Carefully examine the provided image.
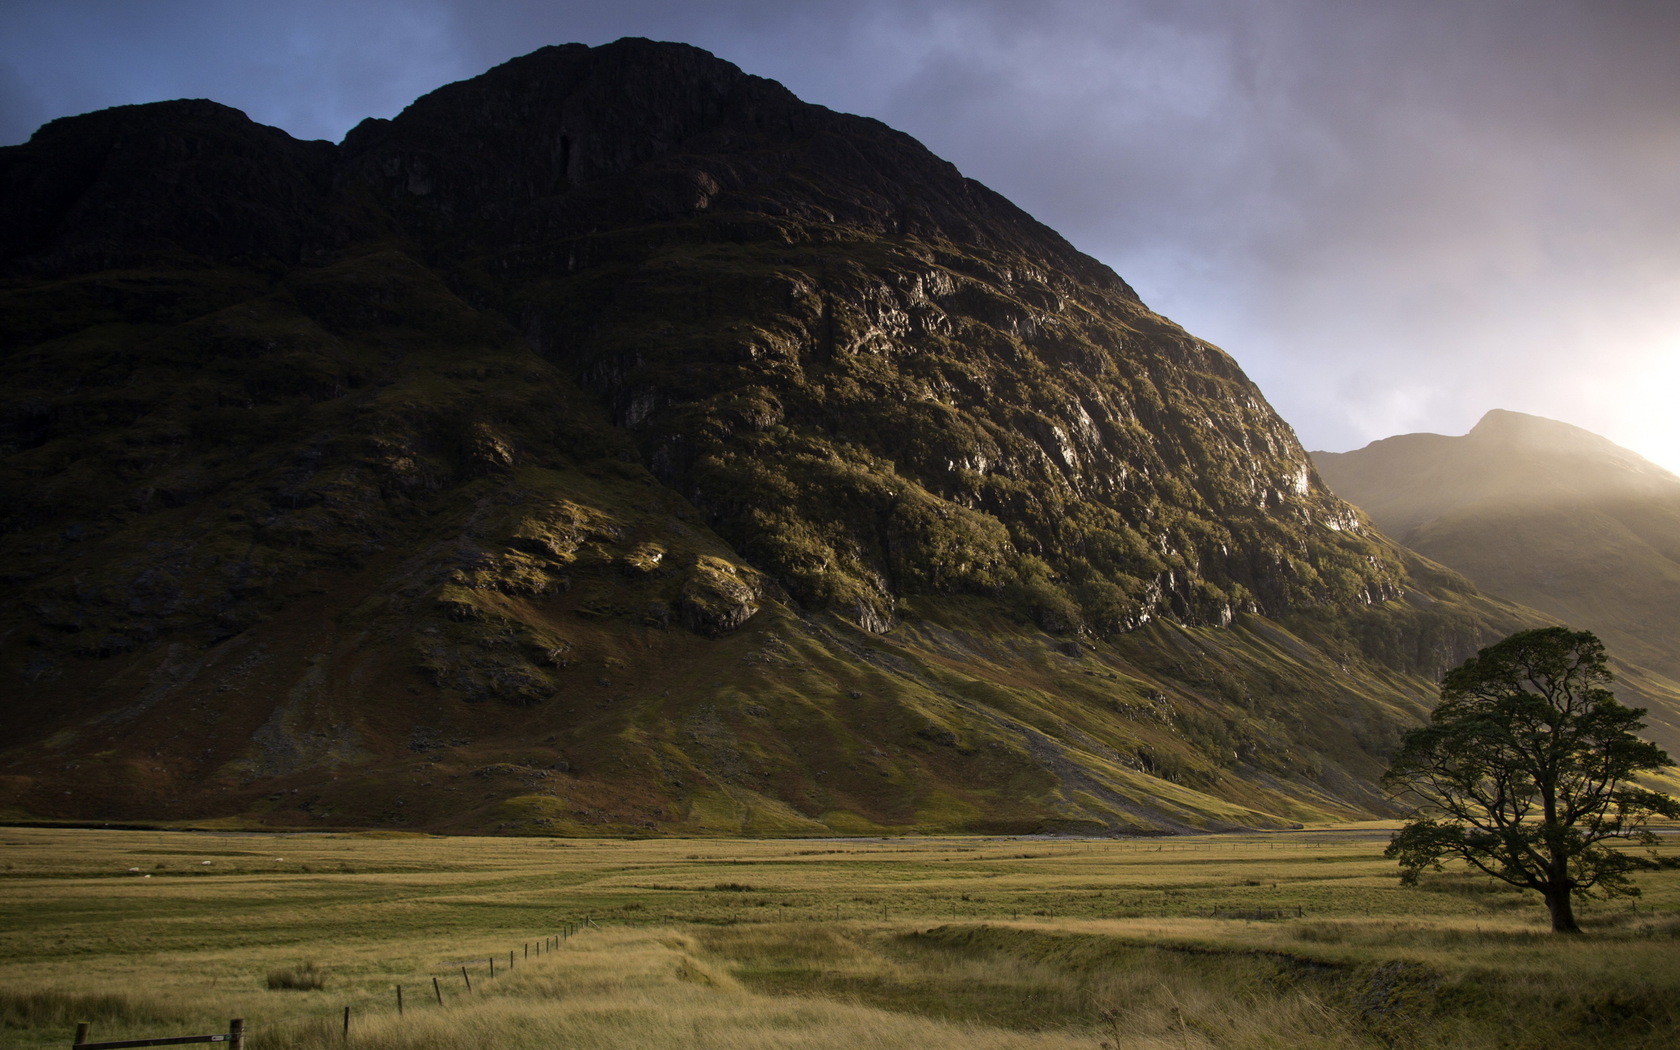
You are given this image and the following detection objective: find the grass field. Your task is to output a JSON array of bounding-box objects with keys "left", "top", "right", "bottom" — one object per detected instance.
[{"left": 2, "top": 826, "right": 1677, "bottom": 1049}]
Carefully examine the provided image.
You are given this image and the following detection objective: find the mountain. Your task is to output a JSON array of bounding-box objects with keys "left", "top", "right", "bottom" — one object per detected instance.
[
  {"left": 0, "top": 39, "right": 1531, "bottom": 835},
  {"left": 1313, "top": 409, "right": 1680, "bottom": 752}
]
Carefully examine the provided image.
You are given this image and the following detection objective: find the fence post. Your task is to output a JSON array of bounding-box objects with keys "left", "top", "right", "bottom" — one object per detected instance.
[
  {"left": 230, "top": 1019, "right": 244, "bottom": 1050},
  {"left": 433, "top": 976, "right": 443, "bottom": 1006},
  {"left": 396, "top": 985, "right": 403, "bottom": 1016},
  {"left": 342, "top": 1005, "right": 350, "bottom": 1041},
  {"left": 461, "top": 965, "right": 472, "bottom": 993},
  {"left": 489, "top": 956, "right": 495, "bottom": 979},
  {"left": 74, "top": 1023, "right": 90, "bottom": 1047}
]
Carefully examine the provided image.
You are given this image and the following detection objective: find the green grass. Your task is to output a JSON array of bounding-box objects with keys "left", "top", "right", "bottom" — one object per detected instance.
[{"left": 1, "top": 826, "right": 1677, "bottom": 1049}]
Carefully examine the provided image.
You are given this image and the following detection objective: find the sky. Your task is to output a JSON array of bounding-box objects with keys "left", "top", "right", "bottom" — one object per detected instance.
[{"left": 4, "top": 0, "right": 1678, "bottom": 473}]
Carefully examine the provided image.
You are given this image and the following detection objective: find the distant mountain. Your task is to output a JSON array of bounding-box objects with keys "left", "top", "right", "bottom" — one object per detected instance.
[
  {"left": 0, "top": 39, "right": 1530, "bottom": 835},
  {"left": 1314, "top": 409, "right": 1680, "bottom": 751}
]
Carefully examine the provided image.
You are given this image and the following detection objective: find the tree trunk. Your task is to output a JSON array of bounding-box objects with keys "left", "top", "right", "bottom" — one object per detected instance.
[{"left": 1546, "top": 887, "right": 1581, "bottom": 933}]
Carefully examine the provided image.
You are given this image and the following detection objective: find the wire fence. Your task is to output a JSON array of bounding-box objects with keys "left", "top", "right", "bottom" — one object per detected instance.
[{"left": 28, "top": 920, "right": 606, "bottom": 1050}]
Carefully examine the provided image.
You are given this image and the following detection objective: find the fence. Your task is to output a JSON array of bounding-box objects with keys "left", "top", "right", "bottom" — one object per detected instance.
[
  {"left": 66, "top": 921, "right": 602, "bottom": 1048},
  {"left": 73, "top": 1020, "right": 243, "bottom": 1050}
]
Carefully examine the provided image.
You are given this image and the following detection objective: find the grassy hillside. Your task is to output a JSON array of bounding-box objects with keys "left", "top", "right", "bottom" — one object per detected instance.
[{"left": 0, "top": 567, "right": 1528, "bottom": 835}]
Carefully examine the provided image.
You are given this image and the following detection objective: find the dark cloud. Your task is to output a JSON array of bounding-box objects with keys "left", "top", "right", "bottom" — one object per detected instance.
[
  {"left": 833, "top": 1, "right": 1680, "bottom": 467},
  {"left": 0, "top": 59, "right": 46, "bottom": 143},
  {"left": 3, "top": 0, "right": 1677, "bottom": 470}
]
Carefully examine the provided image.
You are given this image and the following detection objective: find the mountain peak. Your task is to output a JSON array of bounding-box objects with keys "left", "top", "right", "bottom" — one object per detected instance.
[
  {"left": 1465, "top": 408, "right": 1674, "bottom": 482},
  {"left": 1469, "top": 407, "right": 1565, "bottom": 435},
  {"left": 1316, "top": 411, "right": 1677, "bottom": 536},
  {"left": 0, "top": 40, "right": 1509, "bottom": 834},
  {"left": 1312, "top": 413, "right": 1680, "bottom": 726}
]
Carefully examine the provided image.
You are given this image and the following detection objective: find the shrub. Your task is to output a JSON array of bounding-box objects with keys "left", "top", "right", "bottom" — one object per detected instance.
[{"left": 265, "top": 962, "right": 326, "bottom": 991}]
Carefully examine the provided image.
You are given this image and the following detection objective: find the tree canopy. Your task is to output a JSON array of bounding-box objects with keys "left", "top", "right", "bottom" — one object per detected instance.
[{"left": 1382, "top": 627, "right": 1679, "bottom": 933}]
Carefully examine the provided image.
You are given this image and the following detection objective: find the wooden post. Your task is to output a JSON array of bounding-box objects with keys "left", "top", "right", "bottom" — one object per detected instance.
[
  {"left": 74, "top": 1023, "right": 90, "bottom": 1047},
  {"left": 461, "top": 965, "right": 472, "bottom": 993},
  {"left": 509, "top": 949, "right": 515, "bottom": 970},
  {"left": 489, "top": 956, "right": 495, "bottom": 978},
  {"left": 342, "top": 1004, "right": 350, "bottom": 1041},
  {"left": 230, "top": 1019, "right": 244, "bottom": 1050},
  {"left": 433, "top": 976, "right": 443, "bottom": 1006},
  {"left": 396, "top": 985, "right": 403, "bottom": 1016}
]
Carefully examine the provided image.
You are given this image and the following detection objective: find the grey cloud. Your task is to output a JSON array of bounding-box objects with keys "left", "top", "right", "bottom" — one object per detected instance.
[
  {"left": 3, "top": 0, "right": 1677, "bottom": 469},
  {"left": 0, "top": 60, "right": 46, "bottom": 145}
]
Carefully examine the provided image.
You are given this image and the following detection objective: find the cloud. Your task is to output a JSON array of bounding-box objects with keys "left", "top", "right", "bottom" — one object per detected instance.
[
  {"left": 3, "top": 0, "right": 1677, "bottom": 470},
  {"left": 0, "top": 59, "right": 46, "bottom": 144},
  {"left": 845, "top": 0, "right": 1680, "bottom": 469}
]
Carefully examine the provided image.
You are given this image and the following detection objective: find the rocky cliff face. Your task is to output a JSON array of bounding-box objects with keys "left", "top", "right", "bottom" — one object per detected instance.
[{"left": 0, "top": 39, "right": 1524, "bottom": 834}]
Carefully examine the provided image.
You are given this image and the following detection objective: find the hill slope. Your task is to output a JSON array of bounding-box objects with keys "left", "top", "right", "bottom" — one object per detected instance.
[
  {"left": 0, "top": 39, "right": 1533, "bottom": 834},
  {"left": 1313, "top": 409, "right": 1680, "bottom": 752}
]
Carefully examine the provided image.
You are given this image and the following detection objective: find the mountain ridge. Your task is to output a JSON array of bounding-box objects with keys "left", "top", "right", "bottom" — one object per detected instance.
[
  {"left": 1, "top": 39, "right": 1536, "bottom": 835},
  {"left": 1316, "top": 409, "right": 1680, "bottom": 536},
  {"left": 1313, "top": 409, "right": 1680, "bottom": 753}
]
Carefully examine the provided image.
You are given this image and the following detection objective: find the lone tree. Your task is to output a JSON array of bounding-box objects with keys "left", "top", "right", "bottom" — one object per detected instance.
[{"left": 1383, "top": 627, "right": 1678, "bottom": 933}]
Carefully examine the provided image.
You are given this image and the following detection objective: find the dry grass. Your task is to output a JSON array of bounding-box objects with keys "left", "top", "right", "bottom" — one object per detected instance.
[
  {"left": 265, "top": 962, "right": 327, "bottom": 991},
  {"left": 1, "top": 825, "right": 1676, "bottom": 1049}
]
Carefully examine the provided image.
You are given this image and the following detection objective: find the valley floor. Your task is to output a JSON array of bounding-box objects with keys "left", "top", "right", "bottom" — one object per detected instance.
[{"left": 2, "top": 826, "right": 1677, "bottom": 1049}]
